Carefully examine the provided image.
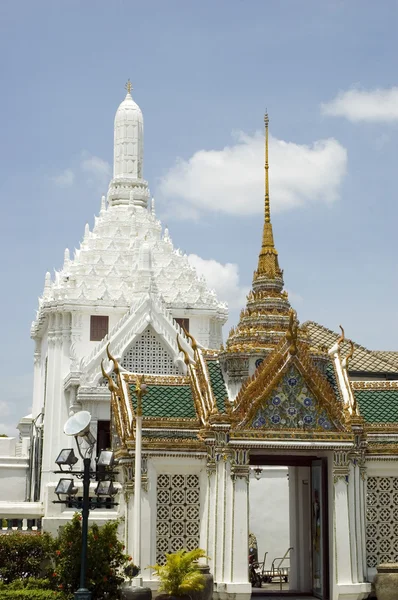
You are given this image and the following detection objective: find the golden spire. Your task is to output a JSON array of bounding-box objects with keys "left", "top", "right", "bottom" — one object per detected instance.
[
  {"left": 264, "top": 113, "right": 270, "bottom": 223},
  {"left": 255, "top": 112, "right": 281, "bottom": 280},
  {"left": 125, "top": 79, "right": 133, "bottom": 94}
]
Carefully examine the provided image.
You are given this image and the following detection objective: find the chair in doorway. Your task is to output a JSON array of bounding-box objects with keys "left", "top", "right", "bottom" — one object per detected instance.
[{"left": 262, "top": 547, "right": 292, "bottom": 590}]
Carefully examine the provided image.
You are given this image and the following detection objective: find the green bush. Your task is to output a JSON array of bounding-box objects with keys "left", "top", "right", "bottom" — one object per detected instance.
[
  {"left": 52, "top": 513, "right": 130, "bottom": 599},
  {"left": 0, "top": 591, "right": 63, "bottom": 599},
  {"left": 0, "top": 533, "right": 54, "bottom": 583},
  {"left": 1, "top": 578, "right": 52, "bottom": 590}
]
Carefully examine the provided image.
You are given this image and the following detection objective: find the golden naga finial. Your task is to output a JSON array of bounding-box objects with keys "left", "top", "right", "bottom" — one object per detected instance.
[
  {"left": 106, "top": 343, "right": 120, "bottom": 375},
  {"left": 177, "top": 334, "right": 190, "bottom": 366},
  {"left": 133, "top": 374, "right": 148, "bottom": 417},
  {"left": 337, "top": 325, "right": 345, "bottom": 347},
  {"left": 182, "top": 326, "right": 198, "bottom": 351},
  {"left": 125, "top": 79, "right": 133, "bottom": 94},
  {"left": 345, "top": 340, "right": 355, "bottom": 367},
  {"left": 286, "top": 309, "right": 298, "bottom": 355},
  {"left": 101, "top": 359, "right": 118, "bottom": 393}
]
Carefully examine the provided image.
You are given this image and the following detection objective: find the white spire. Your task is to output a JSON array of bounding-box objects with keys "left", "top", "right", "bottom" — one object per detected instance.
[
  {"left": 100, "top": 195, "right": 106, "bottom": 213},
  {"left": 63, "top": 248, "right": 70, "bottom": 269},
  {"left": 108, "top": 82, "right": 150, "bottom": 209},
  {"left": 43, "top": 271, "right": 52, "bottom": 299},
  {"left": 113, "top": 84, "right": 144, "bottom": 180}
]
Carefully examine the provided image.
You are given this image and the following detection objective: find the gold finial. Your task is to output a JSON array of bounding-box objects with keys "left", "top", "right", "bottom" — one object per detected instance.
[
  {"left": 125, "top": 79, "right": 133, "bottom": 94},
  {"left": 255, "top": 111, "right": 281, "bottom": 280},
  {"left": 264, "top": 112, "right": 270, "bottom": 223}
]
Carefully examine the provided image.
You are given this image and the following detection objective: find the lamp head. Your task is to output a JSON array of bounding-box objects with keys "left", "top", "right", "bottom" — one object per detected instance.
[
  {"left": 97, "top": 450, "right": 118, "bottom": 468},
  {"left": 55, "top": 478, "right": 78, "bottom": 499},
  {"left": 95, "top": 480, "right": 118, "bottom": 497},
  {"left": 55, "top": 448, "right": 78, "bottom": 470}
]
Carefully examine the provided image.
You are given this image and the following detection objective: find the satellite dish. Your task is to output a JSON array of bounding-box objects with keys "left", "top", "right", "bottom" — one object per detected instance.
[{"left": 64, "top": 410, "right": 92, "bottom": 437}]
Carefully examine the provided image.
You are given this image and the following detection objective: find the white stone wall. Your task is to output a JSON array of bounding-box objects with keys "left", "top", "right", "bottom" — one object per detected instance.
[{"left": 0, "top": 438, "right": 28, "bottom": 502}]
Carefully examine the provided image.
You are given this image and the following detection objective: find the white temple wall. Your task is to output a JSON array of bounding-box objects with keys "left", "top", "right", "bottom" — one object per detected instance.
[
  {"left": 364, "top": 459, "right": 398, "bottom": 583},
  {"left": 0, "top": 438, "right": 28, "bottom": 502},
  {"left": 138, "top": 455, "right": 207, "bottom": 586},
  {"left": 74, "top": 308, "right": 127, "bottom": 359},
  {"left": 249, "top": 466, "right": 290, "bottom": 570}
]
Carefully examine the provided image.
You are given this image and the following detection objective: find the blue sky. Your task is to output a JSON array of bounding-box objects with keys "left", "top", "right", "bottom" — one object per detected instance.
[{"left": 1, "top": 0, "right": 398, "bottom": 434}]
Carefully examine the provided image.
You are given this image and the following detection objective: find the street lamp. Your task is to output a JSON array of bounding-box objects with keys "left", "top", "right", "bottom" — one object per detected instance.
[{"left": 54, "top": 411, "right": 119, "bottom": 600}]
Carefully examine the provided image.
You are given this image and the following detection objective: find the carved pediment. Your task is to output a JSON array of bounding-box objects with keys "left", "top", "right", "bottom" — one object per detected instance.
[
  {"left": 232, "top": 339, "right": 349, "bottom": 433},
  {"left": 248, "top": 364, "right": 338, "bottom": 431}
]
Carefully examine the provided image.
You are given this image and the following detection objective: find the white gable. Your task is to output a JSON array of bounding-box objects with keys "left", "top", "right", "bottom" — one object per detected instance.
[{"left": 121, "top": 325, "right": 180, "bottom": 375}]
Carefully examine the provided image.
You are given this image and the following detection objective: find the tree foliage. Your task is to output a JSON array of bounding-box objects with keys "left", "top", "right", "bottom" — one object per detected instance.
[
  {"left": 0, "top": 532, "right": 54, "bottom": 583},
  {"left": 52, "top": 513, "right": 130, "bottom": 599}
]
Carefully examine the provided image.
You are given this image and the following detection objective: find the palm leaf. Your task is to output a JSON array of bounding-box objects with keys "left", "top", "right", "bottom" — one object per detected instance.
[{"left": 150, "top": 548, "right": 209, "bottom": 596}]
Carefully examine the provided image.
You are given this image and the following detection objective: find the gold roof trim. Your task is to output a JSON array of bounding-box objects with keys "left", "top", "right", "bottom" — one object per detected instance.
[
  {"left": 123, "top": 373, "right": 190, "bottom": 386},
  {"left": 352, "top": 380, "right": 398, "bottom": 390}
]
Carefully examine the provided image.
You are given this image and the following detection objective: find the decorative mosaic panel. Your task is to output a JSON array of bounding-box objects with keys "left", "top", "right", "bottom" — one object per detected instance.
[
  {"left": 156, "top": 474, "right": 200, "bottom": 564},
  {"left": 121, "top": 326, "right": 179, "bottom": 375},
  {"left": 366, "top": 476, "right": 398, "bottom": 568},
  {"left": 251, "top": 365, "right": 334, "bottom": 430}
]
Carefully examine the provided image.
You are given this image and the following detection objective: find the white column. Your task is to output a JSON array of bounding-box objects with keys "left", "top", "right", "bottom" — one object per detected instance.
[
  {"left": 205, "top": 454, "right": 217, "bottom": 572},
  {"left": 223, "top": 458, "right": 234, "bottom": 583},
  {"left": 334, "top": 452, "right": 353, "bottom": 585},
  {"left": 31, "top": 339, "right": 42, "bottom": 417},
  {"left": 227, "top": 449, "right": 251, "bottom": 599},
  {"left": 359, "top": 462, "right": 367, "bottom": 582},
  {"left": 333, "top": 451, "right": 371, "bottom": 600},
  {"left": 348, "top": 461, "right": 359, "bottom": 583},
  {"left": 41, "top": 314, "right": 59, "bottom": 492},
  {"left": 214, "top": 456, "right": 226, "bottom": 583},
  {"left": 288, "top": 466, "right": 299, "bottom": 590}
]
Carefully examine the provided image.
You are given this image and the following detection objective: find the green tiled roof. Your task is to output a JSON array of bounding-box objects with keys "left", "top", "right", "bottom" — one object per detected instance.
[
  {"left": 207, "top": 360, "right": 228, "bottom": 412},
  {"left": 355, "top": 389, "right": 398, "bottom": 423},
  {"left": 129, "top": 384, "right": 196, "bottom": 419}
]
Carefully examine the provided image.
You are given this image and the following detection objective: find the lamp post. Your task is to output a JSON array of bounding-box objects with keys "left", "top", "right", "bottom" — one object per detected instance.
[
  {"left": 54, "top": 411, "right": 118, "bottom": 600},
  {"left": 133, "top": 376, "right": 147, "bottom": 587}
]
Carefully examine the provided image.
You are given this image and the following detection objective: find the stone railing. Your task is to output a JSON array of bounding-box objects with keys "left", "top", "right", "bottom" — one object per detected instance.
[{"left": 0, "top": 517, "right": 42, "bottom": 534}]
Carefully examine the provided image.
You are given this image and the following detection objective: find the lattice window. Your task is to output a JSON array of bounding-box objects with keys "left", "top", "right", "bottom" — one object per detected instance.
[
  {"left": 366, "top": 476, "right": 398, "bottom": 568},
  {"left": 121, "top": 326, "right": 179, "bottom": 375},
  {"left": 156, "top": 473, "right": 200, "bottom": 564}
]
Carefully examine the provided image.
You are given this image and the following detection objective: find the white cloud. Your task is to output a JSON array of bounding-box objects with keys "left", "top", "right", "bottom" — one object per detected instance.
[
  {"left": 188, "top": 254, "right": 249, "bottom": 309},
  {"left": 0, "top": 400, "right": 10, "bottom": 418},
  {"left": 158, "top": 132, "right": 347, "bottom": 218},
  {"left": 321, "top": 87, "right": 398, "bottom": 122},
  {"left": 0, "top": 422, "right": 19, "bottom": 437},
  {"left": 52, "top": 168, "right": 75, "bottom": 187},
  {"left": 80, "top": 152, "right": 111, "bottom": 190}
]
